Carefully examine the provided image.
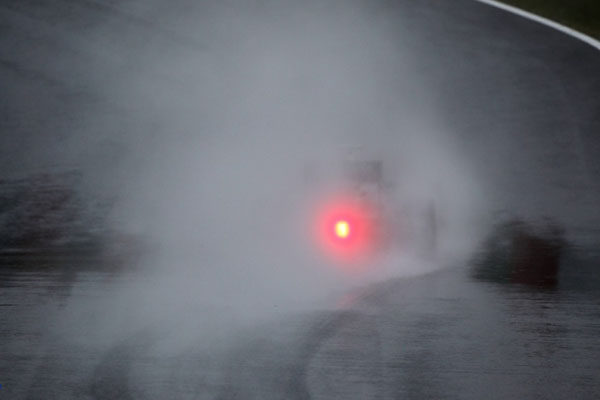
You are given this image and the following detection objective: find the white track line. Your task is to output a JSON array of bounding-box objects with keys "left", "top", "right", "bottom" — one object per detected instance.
[
  {"left": 475, "top": 0, "right": 600, "bottom": 51},
  {"left": 476, "top": 0, "right": 598, "bottom": 191}
]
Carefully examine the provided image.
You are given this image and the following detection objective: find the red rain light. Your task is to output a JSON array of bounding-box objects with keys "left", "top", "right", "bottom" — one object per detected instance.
[
  {"left": 334, "top": 220, "right": 350, "bottom": 238},
  {"left": 314, "top": 194, "right": 377, "bottom": 264}
]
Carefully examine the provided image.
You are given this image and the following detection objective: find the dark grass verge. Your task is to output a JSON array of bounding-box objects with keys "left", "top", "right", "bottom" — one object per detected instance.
[{"left": 498, "top": 0, "right": 600, "bottom": 40}]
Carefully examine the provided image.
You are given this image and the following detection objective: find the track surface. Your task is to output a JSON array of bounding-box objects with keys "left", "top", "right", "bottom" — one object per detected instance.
[{"left": 2, "top": 262, "right": 600, "bottom": 399}]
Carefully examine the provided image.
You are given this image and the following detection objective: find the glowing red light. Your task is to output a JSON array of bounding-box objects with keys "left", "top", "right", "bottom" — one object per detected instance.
[
  {"left": 314, "top": 194, "right": 377, "bottom": 264},
  {"left": 334, "top": 220, "right": 350, "bottom": 238}
]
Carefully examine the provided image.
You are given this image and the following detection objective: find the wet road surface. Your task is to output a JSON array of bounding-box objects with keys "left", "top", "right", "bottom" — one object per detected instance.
[{"left": 1, "top": 251, "right": 600, "bottom": 399}]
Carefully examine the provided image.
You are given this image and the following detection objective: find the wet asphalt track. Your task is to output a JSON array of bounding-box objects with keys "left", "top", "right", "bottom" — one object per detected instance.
[
  {"left": 2, "top": 0, "right": 600, "bottom": 399},
  {"left": 2, "top": 259, "right": 600, "bottom": 399}
]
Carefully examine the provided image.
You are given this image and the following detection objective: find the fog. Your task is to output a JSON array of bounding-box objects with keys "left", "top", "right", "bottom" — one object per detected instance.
[
  {"left": 60, "top": 0, "right": 486, "bottom": 328},
  {"left": 11, "top": 0, "right": 487, "bottom": 350},
  {"left": 5, "top": 1, "right": 600, "bottom": 398}
]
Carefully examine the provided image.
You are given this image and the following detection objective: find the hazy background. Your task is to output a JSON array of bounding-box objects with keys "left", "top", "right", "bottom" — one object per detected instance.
[
  {"left": 0, "top": 1, "right": 498, "bottom": 357},
  {"left": 1, "top": 0, "right": 598, "bottom": 353},
  {"left": 3, "top": 0, "right": 596, "bottom": 321}
]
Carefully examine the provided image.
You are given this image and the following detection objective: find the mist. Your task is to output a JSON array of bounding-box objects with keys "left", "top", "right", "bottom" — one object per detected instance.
[
  {"left": 31, "top": 0, "right": 488, "bottom": 353},
  {"left": 6, "top": 1, "right": 600, "bottom": 398}
]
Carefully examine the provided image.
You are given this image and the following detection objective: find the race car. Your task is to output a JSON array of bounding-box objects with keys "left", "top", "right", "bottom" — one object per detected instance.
[{"left": 306, "top": 149, "right": 439, "bottom": 266}]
